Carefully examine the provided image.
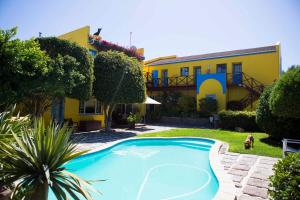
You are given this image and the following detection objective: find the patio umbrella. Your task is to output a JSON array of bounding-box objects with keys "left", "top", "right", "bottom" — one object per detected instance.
[
  {"left": 143, "top": 96, "right": 161, "bottom": 124},
  {"left": 144, "top": 96, "right": 161, "bottom": 105}
]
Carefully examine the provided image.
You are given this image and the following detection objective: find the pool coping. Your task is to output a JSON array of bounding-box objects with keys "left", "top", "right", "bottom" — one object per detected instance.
[{"left": 76, "top": 136, "right": 236, "bottom": 200}]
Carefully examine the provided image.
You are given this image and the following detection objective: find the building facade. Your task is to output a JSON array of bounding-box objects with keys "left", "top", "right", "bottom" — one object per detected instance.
[
  {"left": 43, "top": 25, "right": 281, "bottom": 129},
  {"left": 144, "top": 44, "right": 281, "bottom": 111},
  {"left": 44, "top": 26, "right": 144, "bottom": 130}
]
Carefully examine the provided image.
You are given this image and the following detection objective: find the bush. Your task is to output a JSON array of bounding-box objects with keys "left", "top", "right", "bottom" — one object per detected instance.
[
  {"left": 269, "top": 66, "right": 300, "bottom": 118},
  {"left": 219, "top": 110, "right": 260, "bottom": 131},
  {"left": 256, "top": 85, "right": 300, "bottom": 139},
  {"left": 269, "top": 153, "right": 300, "bottom": 200},
  {"left": 227, "top": 101, "right": 243, "bottom": 111},
  {"left": 147, "top": 110, "right": 161, "bottom": 122},
  {"left": 199, "top": 97, "right": 218, "bottom": 115},
  {"left": 178, "top": 96, "right": 196, "bottom": 116}
]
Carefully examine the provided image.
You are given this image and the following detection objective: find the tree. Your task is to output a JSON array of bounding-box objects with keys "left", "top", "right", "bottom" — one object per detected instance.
[
  {"left": 37, "top": 37, "right": 94, "bottom": 101},
  {"left": 0, "top": 28, "right": 94, "bottom": 117},
  {"left": 93, "top": 51, "right": 146, "bottom": 131},
  {"left": 0, "top": 27, "right": 49, "bottom": 111},
  {"left": 269, "top": 66, "right": 300, "bottom": 118},
  {"left": 256, "top": 85, "right": 300, "bottom": 139},
  {"left": 0, "top": 118, "right": 99, "bottom": 200}
]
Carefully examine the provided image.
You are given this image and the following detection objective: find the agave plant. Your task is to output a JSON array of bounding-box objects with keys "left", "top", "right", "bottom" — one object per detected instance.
[
  {"left": 0, "top": 119, "right": 99, "bottom": 200},
  {"left": 0, "top": 105, "right": 29, "bottom": 142}
]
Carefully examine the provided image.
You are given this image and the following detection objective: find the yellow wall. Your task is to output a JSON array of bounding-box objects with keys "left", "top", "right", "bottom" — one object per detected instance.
[
  {"left": 145, "top": 44, "right": 280, "bottom": 111},
  {"left": 64, "top": 98, "right": 105, "bottom": 127},
  {"left": 58, "top": 26, "right": 96, "bottom": 50},
  {"left": 197, "top": 79, "right": 226, "bottom": 111},
  {"left": 145, "top": 46, "right": 280, "bottom": 86}
]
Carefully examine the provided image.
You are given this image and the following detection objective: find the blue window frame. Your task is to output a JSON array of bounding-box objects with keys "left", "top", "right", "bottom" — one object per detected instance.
[
  {"left": 217, "top": 64, "right": 227, "bottom": 73},
  {"left": 180, "top": 67, "right": 189, "bottom": 76}
]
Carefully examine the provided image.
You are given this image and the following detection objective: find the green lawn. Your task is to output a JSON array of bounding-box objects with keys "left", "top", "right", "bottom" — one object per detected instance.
[{"left": 137, "top": 128, "right": 282, "bottom": 158}]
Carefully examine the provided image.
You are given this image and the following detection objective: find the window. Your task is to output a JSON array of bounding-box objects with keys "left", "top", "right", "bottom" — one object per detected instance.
[
  {"left": 194, "top": 66, "right": 201, "bottom": 75},
  {"left": 79, "top": 99, "right": 102, "bottom": 115},
  {"left": 89, "top": 49, "right": 97, "bottom": 57},
  {"left": 232, "top": 63, "right": 242, "bottom": 73},
  {"left": 180, "top": 67, "right": 189, "bottom": 76},
  {"left": 216, "top": 64, "right": 227, "bottom": 73},
  {"left": 206, "top": 94, "right": 216, "bottom": 100}
]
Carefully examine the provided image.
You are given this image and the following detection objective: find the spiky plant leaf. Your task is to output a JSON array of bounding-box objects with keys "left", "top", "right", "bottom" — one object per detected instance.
[{"left": 0, "top": 119, "right": 100, "bottom": 200}]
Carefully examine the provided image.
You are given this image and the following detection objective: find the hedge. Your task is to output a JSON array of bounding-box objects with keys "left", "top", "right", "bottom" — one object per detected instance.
[
  {"left": 218, "top": 110, "right": 260, "bottom": 132},
  {"left": 256, "top": 85, "right": 300, "bottom": 139},
  {"left": 269, "top": 153, "right": 300, "bottom": 200}
]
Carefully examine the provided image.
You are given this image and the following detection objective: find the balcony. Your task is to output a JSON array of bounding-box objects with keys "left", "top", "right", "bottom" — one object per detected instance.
[{"left": 144, "top": 72, "right": 196, "bottom": 91}]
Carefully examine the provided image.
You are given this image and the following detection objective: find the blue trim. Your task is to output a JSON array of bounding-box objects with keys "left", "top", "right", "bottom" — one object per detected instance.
[
  {"left": 149, "top": 50, "right": 276, "bottom": 66},
  {"left": 152, "top": 70, "right": 158, "bottom": 87},
  {"left": 196, "top": 73, "right": 227, "bottom": 94}
]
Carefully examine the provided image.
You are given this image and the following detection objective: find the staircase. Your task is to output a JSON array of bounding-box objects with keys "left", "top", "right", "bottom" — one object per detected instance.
[{"left": 227, "top": 72, "right": 264, "bottom": 110}]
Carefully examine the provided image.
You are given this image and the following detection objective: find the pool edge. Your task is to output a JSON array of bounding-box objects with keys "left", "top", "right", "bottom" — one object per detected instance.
[
  {"left": 77, "top": 136, "right": 236, "bottom": 200},
  {"left": 209, "top": 139, "right": 236, "bottom": 200}
]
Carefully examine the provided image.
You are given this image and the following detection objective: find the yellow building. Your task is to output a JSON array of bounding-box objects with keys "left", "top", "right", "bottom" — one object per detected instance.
[
  {"left": 144, "top": 44, "right": 281, "bottom": 111},
  {"left": 44, "top": 26, "right": 144, "bottom": 130}
]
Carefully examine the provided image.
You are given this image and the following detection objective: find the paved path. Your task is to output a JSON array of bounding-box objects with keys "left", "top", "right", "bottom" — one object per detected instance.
[
  {"left": 71, "top": 124, "right": 174, "bottom": 152},
  {"left": 220, "top": 143, "right": 279, "bottom": 200}
]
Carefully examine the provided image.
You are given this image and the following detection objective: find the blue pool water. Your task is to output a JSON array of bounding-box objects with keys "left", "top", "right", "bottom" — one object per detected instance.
[{"left": 49, "top": 138, "right": 219, "bottom": 200}]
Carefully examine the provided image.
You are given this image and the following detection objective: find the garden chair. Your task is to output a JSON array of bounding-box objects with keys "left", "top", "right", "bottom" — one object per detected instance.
[{"left": 282, "top": 138, "right": 300, "bottom": 157}]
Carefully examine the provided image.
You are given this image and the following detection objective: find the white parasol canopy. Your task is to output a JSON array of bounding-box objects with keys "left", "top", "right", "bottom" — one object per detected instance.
[{"left": 144, "top": 96, "right": 161, "bottom": 105}]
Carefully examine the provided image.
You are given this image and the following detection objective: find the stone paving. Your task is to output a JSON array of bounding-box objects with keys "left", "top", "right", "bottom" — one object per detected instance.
[
  {"left": 71, "top": 124, "right": 174, "bottom": 152},
  {"left": 219, "top": 143, "right": 279, "bottom": 200}
]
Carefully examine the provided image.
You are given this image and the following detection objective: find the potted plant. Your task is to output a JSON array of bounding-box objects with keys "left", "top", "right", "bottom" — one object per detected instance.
[{"left": 127, "top": 113, "right": 137, "bottom": 129}]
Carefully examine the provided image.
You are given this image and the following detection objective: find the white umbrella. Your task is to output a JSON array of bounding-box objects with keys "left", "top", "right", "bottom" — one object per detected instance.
[
  {"left": 144, "top": 96, "right": 161, "bottom": 105},
  {"left": 143, "top": 96, "right": 161, "bottom": 124}
]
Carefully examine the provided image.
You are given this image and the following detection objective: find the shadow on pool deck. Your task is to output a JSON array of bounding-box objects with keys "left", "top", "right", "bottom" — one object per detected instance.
[{"left": 71, "top": 130, "right": 138, "bottom": 144}]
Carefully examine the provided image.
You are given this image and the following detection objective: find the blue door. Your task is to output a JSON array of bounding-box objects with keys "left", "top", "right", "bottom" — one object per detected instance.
[
  {"left": 233, "top": 63, "right": 242, "bottom": 85},
  {"left": 152, "top": 70, "right": 159, "bottom": 87},
  {"left": 162, "top": 70, "right": 168, "bottom": 87}
]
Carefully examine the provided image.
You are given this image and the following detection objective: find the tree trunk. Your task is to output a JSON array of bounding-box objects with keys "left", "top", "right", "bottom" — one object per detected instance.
[
  {"left": 23, "top": 94, "right": 52, "bottom": 118},
  {"left": 104, "top": 104, "right": 115, "bottom": 132},
  {"left": 30, "top": 181, "right": 48, "bottom": 200}
]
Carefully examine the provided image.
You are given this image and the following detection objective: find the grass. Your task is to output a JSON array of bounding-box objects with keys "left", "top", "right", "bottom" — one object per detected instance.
[{"left": 137, "top": 128, "right": 282, "bottom": 158}]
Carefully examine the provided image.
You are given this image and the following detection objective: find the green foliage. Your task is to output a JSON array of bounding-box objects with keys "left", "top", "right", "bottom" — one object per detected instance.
[
  {"left": 155, "top": 92, "right": 182, "bottom": 117},
  {"left": 37, "top": 37, "right": 94, "bottom": 100},
  {"left": 0, "top": 119, "right": 99, "bottom": 200},
  {"left": 127, "top": 112, "right": 137, "bottom": 123},
  {"left": 256, "top": 85, "right": 300, "bottom": 139},
  {"left": 269, "top": 153, "right": 300, "bottom": 200},
  {"left": 269, "top": 66, "right": 300, "bottom": 118},
  {"left": 94, "top": 51, "right": 145, "bottom": 104},
  {"left": 199, "top": 97, "right": 218, "bottom": 115},
  {"left": 178, "top": 96, "right": 196, "bottom": 116},
  {"left": 93, "top": 51, "right": 146, "bottom": 130},
  {"left": 0, "top": 27, "right": 49, "bottom": 109},
  {"left": 219, "top": 110, "right": 260, "bottom": 131},
  {"left": 147, "top": 110, "right": 162, "bottom": 123}
]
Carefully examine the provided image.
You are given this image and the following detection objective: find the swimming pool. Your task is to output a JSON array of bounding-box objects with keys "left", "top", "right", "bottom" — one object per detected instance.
[{"left": 49, "top": 138, "right": 219, "bottom": 200}]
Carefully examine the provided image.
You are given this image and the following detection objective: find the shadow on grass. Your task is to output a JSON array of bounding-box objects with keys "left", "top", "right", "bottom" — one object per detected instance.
[{"left": 260, "top": 137, "right": 281, "bottom": 148}]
